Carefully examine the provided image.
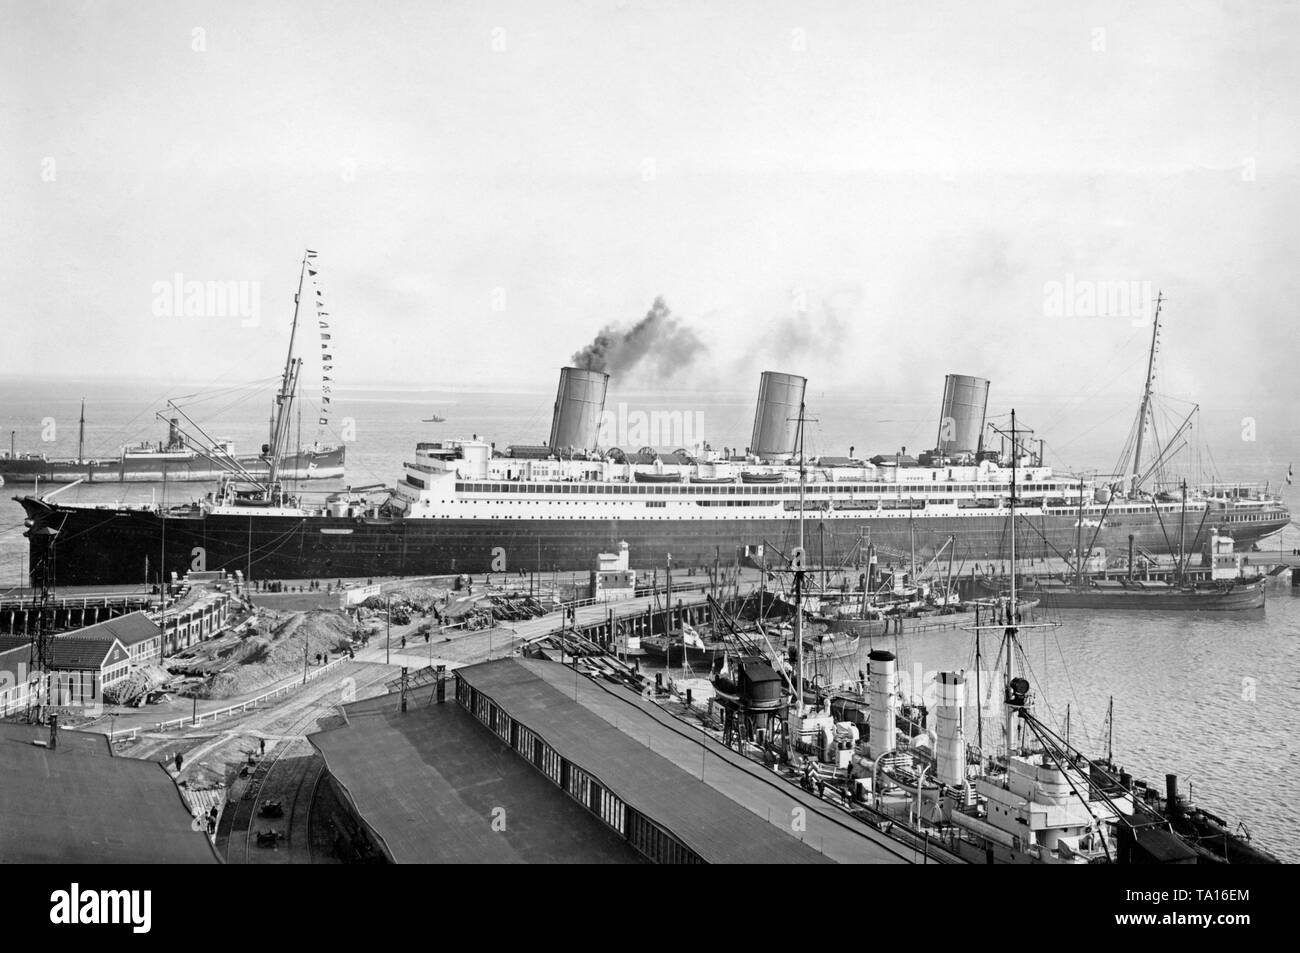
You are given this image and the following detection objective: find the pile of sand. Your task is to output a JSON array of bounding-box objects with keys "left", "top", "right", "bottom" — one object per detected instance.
[
  {"left": 171, "top": 609, "right": 357, "bottom": 699},
  {"left": 384, "top": 582, "right": 450, "bottom": 606},
  {"left": 103, "top": 665, "right": 173, "bottom": 706}
]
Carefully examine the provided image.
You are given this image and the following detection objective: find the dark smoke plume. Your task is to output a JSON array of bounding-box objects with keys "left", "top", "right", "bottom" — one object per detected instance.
[{"left": 570, "top": 297, "right": 704, "bottom": 377}]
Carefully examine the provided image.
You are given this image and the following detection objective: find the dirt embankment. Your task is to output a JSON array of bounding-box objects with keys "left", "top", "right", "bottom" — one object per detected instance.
[
  {"left": 168, "top": 609, "right": 358, "bottom": 699},
  {"left": 103, "top": 665, "right": 172, "bottom": 707}
]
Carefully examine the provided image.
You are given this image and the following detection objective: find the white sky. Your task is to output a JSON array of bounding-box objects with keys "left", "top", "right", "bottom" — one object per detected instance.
[{"left": 2, "top": 0, "right": 1297, "bottom": 415}]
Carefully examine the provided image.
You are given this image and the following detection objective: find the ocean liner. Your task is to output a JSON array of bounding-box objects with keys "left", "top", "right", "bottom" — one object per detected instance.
[{"left": 15, "top": 284, "right": 1291, "bottom": 588}]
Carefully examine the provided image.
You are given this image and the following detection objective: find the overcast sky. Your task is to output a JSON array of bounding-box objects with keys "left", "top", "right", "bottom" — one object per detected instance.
[{"left": 3, "top": 0, "right": 1296, "bottom": 415}]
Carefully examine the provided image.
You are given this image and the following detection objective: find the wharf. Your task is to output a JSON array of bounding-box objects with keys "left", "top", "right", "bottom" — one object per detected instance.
[{"left": 447, "top": 658, "right": 922, "bottom": 862}]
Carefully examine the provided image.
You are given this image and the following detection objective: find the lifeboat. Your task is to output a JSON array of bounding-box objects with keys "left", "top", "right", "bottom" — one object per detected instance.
[{"left": 633, "top": 471, "right": 683, "bottom": 483}]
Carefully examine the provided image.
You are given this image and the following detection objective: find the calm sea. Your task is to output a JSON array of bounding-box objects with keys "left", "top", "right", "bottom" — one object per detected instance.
[{"left": 2, "top": 377, "right": 1297, "bottom": 860}]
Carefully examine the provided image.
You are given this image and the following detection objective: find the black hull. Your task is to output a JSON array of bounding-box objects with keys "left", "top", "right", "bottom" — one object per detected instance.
[{"left": 18, "top": 496, "right": 1291, "bottom": 588}]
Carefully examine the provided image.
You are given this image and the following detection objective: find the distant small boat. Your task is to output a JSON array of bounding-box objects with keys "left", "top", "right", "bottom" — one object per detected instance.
[{"left": 422, "top": 414, "right": 446, "bottom": 423}]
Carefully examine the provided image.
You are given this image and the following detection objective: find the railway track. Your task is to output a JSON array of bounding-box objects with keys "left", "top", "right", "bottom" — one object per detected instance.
[{"left": 216, "top": 662, "right": 395, "bottom": 864}]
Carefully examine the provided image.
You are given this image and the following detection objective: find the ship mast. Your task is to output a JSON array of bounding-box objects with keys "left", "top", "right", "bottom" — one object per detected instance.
[
  {"left": 1130, "top": 291, "right": 1164, "bottom": 496},
  {"left": 267, "top": 252, "right": 311, "bottom": 487},
  {"left": 1106, "top": 695, "right": 1114, "bottom": 764},
  {"left": 1075, "top": 476, "right": 1085, "bottom": 588},
  {"left": 77, "top": 399, "right": 85, "bottom": 465},
  {"left": 1006, "top": 409, "right": 1018, "bottom": 757},
  {"left": 794, "top": 397, "right": 807, "bottom": 727}
]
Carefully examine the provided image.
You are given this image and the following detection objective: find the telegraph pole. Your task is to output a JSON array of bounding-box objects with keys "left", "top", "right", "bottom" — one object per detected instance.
[{"left": 28, "top": 523, "right": 59, "bottom": 724}]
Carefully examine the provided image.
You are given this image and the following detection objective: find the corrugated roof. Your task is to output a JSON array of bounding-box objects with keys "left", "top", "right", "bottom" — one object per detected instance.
[
  {"left": 458, "top": 658, "right": 911, "bottom": 864},
  {"left": 0, "top": 723, "right": 218, "bottom": 863}
]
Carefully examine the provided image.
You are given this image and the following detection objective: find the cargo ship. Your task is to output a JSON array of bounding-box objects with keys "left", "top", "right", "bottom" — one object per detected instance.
[
  {"left": 15, "top": 294, "right": 1290, "bottom": 589},
  {"left": 1019, "top": 575, "right": 1265, "bottom": 611},
  {"left": 2, "top": 252, "right": 346, "bottom": 488},
  {"left": 0, "top": 406, "right": 343, "bottom": 484},
  {"left": 984, "top": 522, "right": 1269, "bottom": 611}
]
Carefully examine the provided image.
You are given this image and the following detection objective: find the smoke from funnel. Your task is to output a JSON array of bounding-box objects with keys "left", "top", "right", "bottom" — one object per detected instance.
[{"left": 571, "top": 296, "right": 703, "bottom": 377}]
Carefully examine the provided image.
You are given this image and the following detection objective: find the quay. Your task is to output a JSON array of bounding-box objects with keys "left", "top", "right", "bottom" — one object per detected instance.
[{"left": 311, "top": 656, "right": 929, "bottom": 863}]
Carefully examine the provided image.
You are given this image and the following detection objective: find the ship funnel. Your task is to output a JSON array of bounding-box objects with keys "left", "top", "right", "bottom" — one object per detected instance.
[
  {"left": 936, "top": 374, "right": 990, "bottom": 456},
  {"left": 867, "top": 649, "right": 898, "bottom": 759},
  {"left": 935, "top": 671, "right": 966, "bottom": 787},
  {"left": 750, "top": 371, "right": 807, "bottom": 461},
  {"left": 548, "top": 367, "right": 610, "bottom": 455}
]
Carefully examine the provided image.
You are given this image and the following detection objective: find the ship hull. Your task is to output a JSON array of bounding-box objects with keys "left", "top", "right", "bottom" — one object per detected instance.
[
  {"left": 1024, "top": 580, "right": 1266, "bottom": 611},
  {"left": 0, "top": 446, "right": 344, "bottom": 483},
  {"left": 17, "top": 498, "right": 1291, "bottom": 587}
]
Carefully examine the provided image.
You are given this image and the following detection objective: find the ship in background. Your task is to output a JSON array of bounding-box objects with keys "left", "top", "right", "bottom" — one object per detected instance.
[
  {"left": 15, "top": 290, "right": 1290, "bottom": 588},
  {"left": 0, "top": 403, "right": 344, "bottom": 484},
  {"left": 2, "top": 246, "right": 344, "bottom": 486}
]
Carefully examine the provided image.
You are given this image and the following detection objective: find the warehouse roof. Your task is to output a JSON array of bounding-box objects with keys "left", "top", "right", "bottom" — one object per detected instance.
[
  {"left": 0, "top": 723, "right": 218, "bottom": 863},
  {"left": 458, "top": 658, "right": 913, "bottom": 864},
  {"left": 309, "top": 692, "right": 643, "bottom": 864}
]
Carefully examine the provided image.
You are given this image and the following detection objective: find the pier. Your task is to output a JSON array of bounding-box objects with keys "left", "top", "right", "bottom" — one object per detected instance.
[{"left": 0, "top": 591, "right": 157, "bottom": 635}]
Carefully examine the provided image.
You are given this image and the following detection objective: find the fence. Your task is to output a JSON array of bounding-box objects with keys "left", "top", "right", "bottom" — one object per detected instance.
[{"left": 151, "top": 655, "right": 349, "bottom": 732}]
